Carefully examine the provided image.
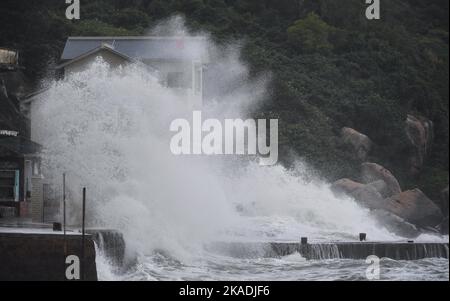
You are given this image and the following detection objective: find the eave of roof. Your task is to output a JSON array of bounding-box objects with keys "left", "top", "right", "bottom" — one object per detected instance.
[
  {"left": 67, "top": 36, "right": 207, "bottom": 40},
  {"left": 61, "top": 36, "right": 209, "bottom": 62},
  {"left": 56, "top": 44, "right": 136, "bottom": 70}
]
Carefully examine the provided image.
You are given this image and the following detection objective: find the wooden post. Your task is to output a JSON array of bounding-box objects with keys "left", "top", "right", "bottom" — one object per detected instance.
[
  {"left": 41, "top": 183, "right": 44, "bottom": 223},
  {"left": 359, "top": 233, "right": 367, "bottom": 242},
  {"left": 63, "top": 173, "right": 67, "bottom": 255}
]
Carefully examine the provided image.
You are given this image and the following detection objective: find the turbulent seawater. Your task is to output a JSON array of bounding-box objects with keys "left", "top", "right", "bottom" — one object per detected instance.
[
  {"left": 32, "top": 18, "right": 449, "bottom": 281},
  {"left": 96, "top": 251, "right": 449, "bottom": 281}
]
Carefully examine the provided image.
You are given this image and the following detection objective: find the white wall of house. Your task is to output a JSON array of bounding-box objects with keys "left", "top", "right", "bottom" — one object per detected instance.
[
  {"left": 63, "top": 51, "right": 203, "bottom": 108},
  {"left": 63, "top": 49, "right": 130, "bottom": 77},
  {"left": 145, "top": 59, "right": 203, "bottom": 108}
]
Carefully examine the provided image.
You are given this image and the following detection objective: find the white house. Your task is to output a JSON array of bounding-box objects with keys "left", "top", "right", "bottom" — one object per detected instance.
[
  {"left": 19, "top": 36, "right": 209, "bottom": 221},
  {"left": 56, "top": 36, "right": 208, "bottom": 108}
]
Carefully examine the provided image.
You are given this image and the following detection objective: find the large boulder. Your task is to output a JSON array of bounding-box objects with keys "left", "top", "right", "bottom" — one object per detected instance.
[
  {"left": 383, "top": 189, "right": 443, "bottom": 228},
  {"left": 370, "top": 209, "right": 420, "bottom": 239},
  {"left": 361, "top": 162, "right": 401, "bottom": 196},
  {"left": 405, "top": 114, "right": 433, "bottom": 176},
  {"left": 351, "top": 185, "right": 386, "bottom": 210},
  {"left": 441, "top": 186, "right": 449, "bottom": 217},
  {"left": 331, "top": 179, "right": 387, "bottom": 210},
  {"left": 340, "top": 127, "right": 372, "bottom": 161},
  {"left": 366, "top": 180, "right": 390, "bottom": 198},
  {"left": 438, "top": 217, "right": 449, "bottom": 235},
  {"left": 330, "top": 178, "right": 364, "bottom": 196}
]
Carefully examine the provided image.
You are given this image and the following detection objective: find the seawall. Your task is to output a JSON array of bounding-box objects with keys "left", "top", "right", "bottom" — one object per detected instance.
[
  {"left": 87, "top": 228, "right": 126, "bottom": 266},
  {"left": 210, "top": 241, "right": 450, "bottom": 260},
  {"left": 0, "top": 231, "right": 97, "bottom": 281}
]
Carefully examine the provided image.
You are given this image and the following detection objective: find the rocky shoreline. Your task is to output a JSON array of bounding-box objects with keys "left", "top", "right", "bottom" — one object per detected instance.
[{"left": 331, "top": 121, "right": 449, "bottom": 238}]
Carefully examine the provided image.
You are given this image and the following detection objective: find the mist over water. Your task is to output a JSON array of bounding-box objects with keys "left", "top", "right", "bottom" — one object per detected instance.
[
  {"left": 31, "top": 18, "right": 446, "bottom": 280},
  {"left": 33, "top": 56, "right": 396, "bottom": 247}
]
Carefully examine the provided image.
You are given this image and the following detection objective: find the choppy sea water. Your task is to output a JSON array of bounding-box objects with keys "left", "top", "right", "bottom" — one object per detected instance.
[
  {"left": 32, "top": 40, "right": 449, "bottom": 283},
  {"left": 97, "top": 251, "right": 449, "bottom": 281}
]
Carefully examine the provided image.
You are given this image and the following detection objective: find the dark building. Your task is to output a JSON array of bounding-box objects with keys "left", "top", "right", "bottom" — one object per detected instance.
[{"left": 0, "top": 48, "right": 41, "bottom": 218}]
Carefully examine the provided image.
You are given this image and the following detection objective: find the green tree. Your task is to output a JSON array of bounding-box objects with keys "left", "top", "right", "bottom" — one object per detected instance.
[
  {"left": 287, "top": 13, "right": 334, "bottom": 53},
  {"left": 72, "top": 20, "right": 137, "bottom": 36}
]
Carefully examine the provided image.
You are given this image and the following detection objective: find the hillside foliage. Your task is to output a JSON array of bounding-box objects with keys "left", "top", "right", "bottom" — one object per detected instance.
[{"left": 0, "top": 0, "right": 448, "bottom": 198}]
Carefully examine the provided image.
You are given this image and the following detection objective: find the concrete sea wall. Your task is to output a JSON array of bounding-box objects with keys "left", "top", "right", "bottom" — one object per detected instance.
[
  {"left": 0, "top": 232, "right": 97, "bottom": 281},
  {"left": 210, "top": 241, "right": 450, "bottom": 260},
  {"left": 87, "top": 229, "right": 126, "bottom": 266}
]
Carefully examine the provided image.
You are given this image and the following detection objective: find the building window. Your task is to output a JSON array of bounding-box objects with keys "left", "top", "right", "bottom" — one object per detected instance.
[
  {"left": 33, "top": 160, "right": 40, "bottom": 176},
  {"left": 167, "top": 72, "right": 185, "bottom": 88}
]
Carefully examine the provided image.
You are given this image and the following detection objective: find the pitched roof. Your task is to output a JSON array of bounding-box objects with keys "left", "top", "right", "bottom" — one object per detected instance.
[
  {"left": 56, "top": 43, "right": 136, "bottom": 69},
  {"left": 61, "top": 36, "right": 209, "bottom": 62}
]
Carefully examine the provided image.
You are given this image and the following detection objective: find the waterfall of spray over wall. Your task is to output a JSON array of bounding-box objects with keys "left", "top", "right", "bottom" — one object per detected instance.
[{"left": 31, "top": 21, "right": 401, "bottom": 263}]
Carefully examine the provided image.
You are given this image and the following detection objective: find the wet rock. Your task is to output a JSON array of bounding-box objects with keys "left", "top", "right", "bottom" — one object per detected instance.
[
  {"left": 361, "top": 162, "right": 401, "bottom": 196},
  {"left": 330, "top": 178, "right": 364, "bottom": 196},
  {"left": 441, "top": 186, "right": 449, "bottom": 217},
  {"left": 351, "top": 185, "right": 385, "bottom": 210},
  {"left": 340, "top": 127, "right": 373, "bottom": 161},
  {"left": 366, "top": 180, "right": 390, "bottom": 198},
  {"left": 422, "top": 226, "right": 440, "bottom": 234},
  {"left": 405, "top": 114, "right": 433, "bottom": 176},
  {"left": 438, "top": 217, "right": 449, "bottom": 235},
  {"left": 331, "top": 179, "right": 389, "bottom": 210},
  {"left": 383, "top": 189, "right": 443, "bottom": 228},
  {"left": 370, "top": 209, "right": 420, "bottom": 238}
]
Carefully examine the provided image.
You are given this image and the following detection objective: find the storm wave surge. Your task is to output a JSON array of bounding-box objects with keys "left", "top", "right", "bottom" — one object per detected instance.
[{"left": 33, "top": 57, "right": 400, "bottom": 259}]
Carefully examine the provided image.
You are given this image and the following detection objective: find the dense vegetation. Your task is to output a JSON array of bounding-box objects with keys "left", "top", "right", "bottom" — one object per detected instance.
[{"left": 1, "top": 0, "right": 448, "bottom": 199}]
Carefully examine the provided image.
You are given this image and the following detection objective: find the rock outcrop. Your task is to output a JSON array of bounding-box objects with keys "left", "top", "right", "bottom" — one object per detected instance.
[
  {"left": 340, "top": 127, "right": 372, "bottom": 161},
  {"left": 383, "top": 189, "right": 443, "bottom": 228},
  {"left": 366, "top": 180, "right": 390, "bottom": 198},
  {"left": 331, "top": 179, "right": 387, "bottom": 210},
  {"left": 405, "top": 114, "right": 433, "bottom": 176},
  {"left": 330, "top": 178, "right": 364, "bottom": 196},
  {"left": 331, "top": 176, "right": 444, "bottom": 232},
  {"left": 361, "top": 162, "right": 402, "bottom": 196},
  {"left": 370, "top": 209, "right": 420, "bottom": 238},
  {"left": 351, "top": 185, "right": 385, "bottom": 210},
  {"left": 439, "top": 217, "right": 449, "bottom": 235}
]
